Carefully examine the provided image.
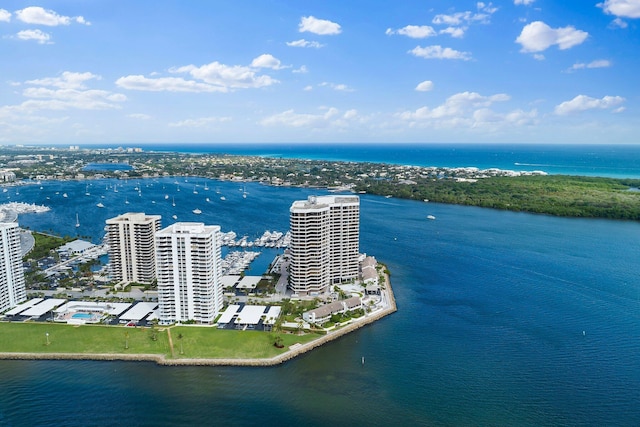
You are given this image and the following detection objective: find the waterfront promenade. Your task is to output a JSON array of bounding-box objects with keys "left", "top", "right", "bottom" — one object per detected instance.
[{"left": 0, "top": 274, "right": 396, "bottom": 366}]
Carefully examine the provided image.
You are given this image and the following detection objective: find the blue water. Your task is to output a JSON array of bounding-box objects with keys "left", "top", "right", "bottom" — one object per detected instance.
[
  {"left": 128, "top": 142, "right": 640, "bottom": 179},
  {"left": 71, "top": 312, "right": 92, "bottom": 319},
  {"left": 82, "top": 163, "right": 133, "bottom": 172},
  {"left": 1, "top": 144, "right": 640, "bottom": 426}
]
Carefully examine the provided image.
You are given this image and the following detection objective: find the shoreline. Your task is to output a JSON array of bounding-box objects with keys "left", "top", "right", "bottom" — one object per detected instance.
[{"left": 0, "top": 275, "right": 397, "bottom": 367}]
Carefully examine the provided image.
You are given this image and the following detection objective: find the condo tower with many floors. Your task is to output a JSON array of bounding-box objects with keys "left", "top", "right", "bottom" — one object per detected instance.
[
  {"left": 106, "top": 212, "right": 162, "bottom": 285},
  {"left": 0, "top": 220, "right": 26, "bottom": 313},
  {"left": 155, "top": 222, "right": 223, "bottom": 325},
  {"left": 289, "top": 195, "right": 360, "bottom": 295}
]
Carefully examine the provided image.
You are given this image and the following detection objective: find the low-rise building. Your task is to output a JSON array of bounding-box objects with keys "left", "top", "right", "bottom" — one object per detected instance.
[{"left": 302, "top": 296, "right": 362, "bottom": 325}]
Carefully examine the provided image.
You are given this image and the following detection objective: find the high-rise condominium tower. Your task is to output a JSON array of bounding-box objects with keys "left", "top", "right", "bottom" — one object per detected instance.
[
  {"left": 0, "top": 221, "right": 26, "bottom": 312},
  {"left": 155, "top": 222, "right": 222, "bottom": 325},
  {"left": 106, "top": 212, "right": 162, "bottom": 285},
  {"left": 289, "top": 195, "right": 360, "bottom": 295}
]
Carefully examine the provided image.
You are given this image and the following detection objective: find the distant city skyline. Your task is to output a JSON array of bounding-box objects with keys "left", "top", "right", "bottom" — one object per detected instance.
[{"left": 0, "top": 1, "right": 638, "bottom": 144}]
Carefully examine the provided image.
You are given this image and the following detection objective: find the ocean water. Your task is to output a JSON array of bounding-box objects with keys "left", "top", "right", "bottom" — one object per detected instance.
[
  {"left": 136, "top": 142, "right": 640, "bottom": 179},
  {"left": 1, "top": 145, "right": 640, "bottom": 426}
]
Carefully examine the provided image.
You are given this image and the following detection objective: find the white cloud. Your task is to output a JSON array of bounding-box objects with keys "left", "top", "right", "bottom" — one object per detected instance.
[
  {"left": 27, "top": 71, "right": 100, "bottom": 89},
  {"left": 292, "top": 65, "right": 308, "bottom": 74},
  {"left": 118, "top": 58, "right": 280, "bottom": 93},
  {"left": 567, "top": 59, "right": 611, "bottom": 72},
  {"left": 598, "top": 0, "right": 640, "bottom": 18},
  {"left": 415, "top": 80, "right": 434, "bottom": 92},
  {"left": 299, "top": 16, "right": 341, "bottom": 35},
  {"left": 15, "top": 6, "right": 89, "bottom": 26},
  {"left": 399, "top": 91, "right": 510, "bottom": 120},
  {"left": 261, "top": 107, "right": 358, "bottom": 128},
  {"left": 169, "top": 116, "right": 231, "bottom": 127},
  {"left": 115, "top": 75, "right": 227, "bottom": 92},
  {"left": 516, "top": 21, "right": 588, "bottom": 52},
  {"left": 5, "top": 71, "right": 126, "bottom": 112},
  {"left": 514, "top": 0, "right": 535, "bottom": 5},
  {"left": 251, "top": 54, "right": 286, "bottom": 70},
  {"left": 16, "top": 29, "right": 52, "bottom": 44},
  {"left": 128, "top": 113, "right": 152, "bottom": 120},
  {"left": 386, "top": 25, "right": 437, "bottom": 38},
  {"left": 172, "top": 61, "right": 278, "bottom": 89},
  {"left": 0, "top": 9, "right": 11, "bottom": 22},
  {"left": 319, "top": 82, "right": 354, "bottom": 92},
  {"left": 554, "top": 95, "right": 625, "bottom": 115},
  {"left": 611, "top": 17, "right": 629, "bottom": 27},
  {"left": 432, "top": 3, "right": 497, "bottom": 26},
  {"left": 410, "top": 45, "right": 472, "bottom": 60},
  {"left": 397, "top": 91, "right": 537, "bottom": 130},
  {"left": 439, "top": 27, "right": 466, "bottom": 38},
  {"left": 286, "top": 39, "right": 324, "bottom": 48}
]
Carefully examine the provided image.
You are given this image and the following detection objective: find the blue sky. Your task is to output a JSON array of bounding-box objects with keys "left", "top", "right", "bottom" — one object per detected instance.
[{"left": 1, "top": 1, "right": 638, "bottom": 145}]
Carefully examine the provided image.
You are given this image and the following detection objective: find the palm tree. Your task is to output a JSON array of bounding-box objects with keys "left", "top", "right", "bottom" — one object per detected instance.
[{"left": 177, "top": 333, "right": 184, "bottom": 355}]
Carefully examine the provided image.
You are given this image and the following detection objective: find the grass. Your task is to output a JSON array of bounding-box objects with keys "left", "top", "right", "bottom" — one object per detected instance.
[
  {"left": 0, "top": 322, "right": 318, "bottom": 360},
  {"left": 170, "top": 326, "right": 318, "bottom": 359},
  {"left": 0, "top": 322, "right": 171, "bottom": 356}
]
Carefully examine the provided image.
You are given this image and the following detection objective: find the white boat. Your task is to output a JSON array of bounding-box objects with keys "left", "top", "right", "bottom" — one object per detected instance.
[
  {"left": 206, "top": 197, "right": 210, "bottom": 202},
  {"left": 125, "top": 197, "right": 129, "bottom": 205},
  {"left": 192, "top": 208, "right": 202, "bottom": 214},
  {"left": 96, "top": 202, "right": 105, "bottom": 208},
  {"left": 62, "top": 193, "right": 68, "bottom": 198},
  {"left": 220, "top": 196, "right": 226, "bottom": 201},
  {"left": 165, "top": 194, "right": 169, "bottom": 199},
  {"left": 172, "top": 197, "right": 176, "bottom": 207},
  {"left": 172, "top": 214, "right": 178, "bottom": 220},
  {"left": 204, "top": 183, "right": 209, "bottom": 190},
  {"left": 427, "top": 215, "right": 436, "bottom": 220},
  {"left": 75, "top": 213, "right": 80, "bottom": 227}
]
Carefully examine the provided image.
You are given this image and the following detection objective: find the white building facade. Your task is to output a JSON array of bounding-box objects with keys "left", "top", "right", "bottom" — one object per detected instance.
[
  {"left": 0, "top": 222, "right": 26, "bottom": 312},
  {"left": 155, "top": 222, "right": 223, "bottom": 325},
  {"left": 289, "top": 195, "right": 360, "bottom": 295},
  {"left": 106, "top": 212, "right": 161, "bottom": 285}
]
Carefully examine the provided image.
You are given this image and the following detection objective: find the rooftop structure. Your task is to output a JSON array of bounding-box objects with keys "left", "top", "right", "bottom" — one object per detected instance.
[
  {"left": 289, "top": 195, "right": 360, "bottom": 295},
  {"left": 106, "top": 212, "right": 161, "bottom": 285}
]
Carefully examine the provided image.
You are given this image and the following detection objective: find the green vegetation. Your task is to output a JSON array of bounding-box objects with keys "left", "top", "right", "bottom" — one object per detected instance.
[
  {"left": 0, "top": 322, "right": 317, "bottom": 360},
  {"left": 171, "top": 326, "right": 317, "bottom": 359},
  {"left": 357, "top": 175, "right": 640, "bottom": 220},
  {"left": 0, "top": 323, "right": 170, "bottom": 355},
  {"left": 25, "top": 232, "right": 74, "bottom": 261}
]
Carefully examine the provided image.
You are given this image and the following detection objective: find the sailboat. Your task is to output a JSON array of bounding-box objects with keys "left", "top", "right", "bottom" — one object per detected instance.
[
  {"left": 125, "top": 197, "right": 129, "bottom": 205},
  {"left": 204, "top": 183, "right": 209, "bottom": 191},
  {"left": 75, "top": 213, "right": 80, "bottom": 228},
  {"left": 172, "top": 197, "right": 176, "bottom": 207}
]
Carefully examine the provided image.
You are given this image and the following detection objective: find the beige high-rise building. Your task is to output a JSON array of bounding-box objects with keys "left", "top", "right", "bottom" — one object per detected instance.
[
  {"left": 289, "top": 195, "right": 360, "bottom": 295},
  {"left": 106, "top": 212, "right": 161, "bottom": 285},
  {"left": 155, "top": 222, "right": 223, "bottom": 325},
  {"left": 0, "top": 221, "right": 26, "bottom": 313}
]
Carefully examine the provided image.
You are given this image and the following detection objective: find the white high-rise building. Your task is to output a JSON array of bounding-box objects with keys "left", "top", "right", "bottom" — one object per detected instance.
[
  {"left": 106, "top": 212, "right": 161, "bottom": 285},
  {"left": 0, "top": 221, "right": 26, "bottom": 313},
  {"left": 289, "top": 195, "right": 360, "bottom": 295},
  {"left": 155, "top": 222, "right": 223, "bottom": 325}
]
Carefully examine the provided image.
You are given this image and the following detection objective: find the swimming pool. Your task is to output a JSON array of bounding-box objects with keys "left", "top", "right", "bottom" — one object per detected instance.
[{"left": 71, "top": 312, "right": 94, "bottom": 320}]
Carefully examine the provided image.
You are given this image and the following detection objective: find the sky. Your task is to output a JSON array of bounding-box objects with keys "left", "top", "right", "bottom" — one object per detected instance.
[{"left": 0, "top": 0, "right": 639, "bottom": 145}]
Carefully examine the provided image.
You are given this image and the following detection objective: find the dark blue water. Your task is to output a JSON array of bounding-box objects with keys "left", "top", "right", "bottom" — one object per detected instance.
[
  {"left": 1, "top": 145, "right": 640, "bottom": 426},
  {"left": 124, "top": 142, "right": 640, "bottom": 178}
]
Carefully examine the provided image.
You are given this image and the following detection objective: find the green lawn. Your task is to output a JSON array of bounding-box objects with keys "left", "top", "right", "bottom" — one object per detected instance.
[
  {"left": 0, "top": 322, "right": 171, "bottom": 355},
  {"left": 0, "top": 322, "right": 319, "bottom": 360},
  {"left": 170, "top": 326, "right": 318, "bottom": 359}
]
